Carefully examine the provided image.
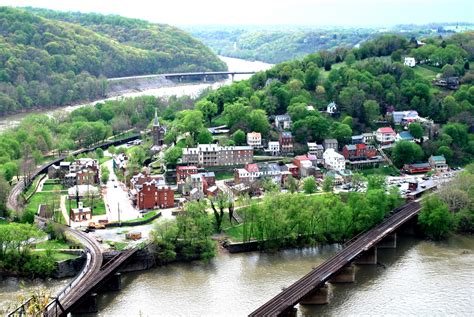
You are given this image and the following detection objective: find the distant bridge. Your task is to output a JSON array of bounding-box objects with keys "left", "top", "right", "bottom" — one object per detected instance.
[
  {"left": 249, "top": 200, "right": 424, "bottom": 317},
  {"left": 107, "top": 71, "right": 257, "bottom": 82}
]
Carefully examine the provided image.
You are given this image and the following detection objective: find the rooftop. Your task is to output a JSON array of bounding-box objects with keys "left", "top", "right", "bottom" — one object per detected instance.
[{"left": 377, "top": 127, "right": 395, "bottom": 134}]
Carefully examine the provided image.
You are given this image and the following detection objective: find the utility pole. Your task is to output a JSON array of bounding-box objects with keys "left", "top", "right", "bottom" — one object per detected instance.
[{"left": 118, "top": 202, "right": 121, "bottom": 225}]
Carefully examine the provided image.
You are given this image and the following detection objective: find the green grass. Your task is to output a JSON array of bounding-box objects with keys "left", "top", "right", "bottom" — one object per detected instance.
[
  {"left": 359, "top": 166, "right": 400, "bottom": 176},
  {"left": 414, "top": 65, "right": 439, "bottom": 81},
  {"left": 42, "top": 183, "right": 65, "bottom": 191},
  {"left": 33, "top": 250, "right": 79, "bottom": 261},
  {"left": 107, "top": 241, "right": 128, "bottom": 251},
  {"left": 224, "top": 223, "right": 245, "bottom": 242},
  {"left": 35, "top": 239, "right": 70, "bottom": 250},
  {"left": 24, "top": 191, "right": 62, "bottom": 219},
  {"left": 99, "top": 156, "right": 112, "bottom": 165},
  {"left": 215, "top": 172, "right": 234, "bottom": 180},
  {"left": 69, "top": 198, "right": 106, "bottom": 216},
  {"left": 24, "top": 174, "right": 45, "bottom": 198},
  {"left": 121, "top": 211, "right": 157, "bottom": 224}
]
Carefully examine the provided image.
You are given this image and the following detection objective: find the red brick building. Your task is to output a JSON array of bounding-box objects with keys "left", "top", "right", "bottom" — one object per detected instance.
[
  {"left": 130, "top": 173, "right": 174, "bottom": 210},
  {"left": 342, "top": 144, "right": 377, "bottom": 160},
  {"left": 176, "top": 166, "right": 198, "bottom": 182},
  {"left": 279, "top": 131, "right": 294, "bottom": 153}
]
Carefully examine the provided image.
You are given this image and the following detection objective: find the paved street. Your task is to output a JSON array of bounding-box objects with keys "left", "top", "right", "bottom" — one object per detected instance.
[{"left": 103, "top": 158, "right": 140, "bottom": 222}]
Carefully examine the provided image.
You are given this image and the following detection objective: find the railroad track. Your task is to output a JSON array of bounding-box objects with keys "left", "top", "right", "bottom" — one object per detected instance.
[{"left": 249, "top": 201, "right": 421, "bottom": 316}]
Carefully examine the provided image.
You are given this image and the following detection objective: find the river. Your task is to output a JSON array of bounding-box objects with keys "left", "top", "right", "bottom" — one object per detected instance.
[
  {"left": 0, "top": 56, "right": 273, "bottom": 133},
  {"left": 1, "top": 235, "right": 472, "bottom": 315}
]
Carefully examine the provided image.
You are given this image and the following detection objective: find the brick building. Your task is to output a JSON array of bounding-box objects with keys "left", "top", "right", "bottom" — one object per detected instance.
[
  {"left": 176, "top": 165, "right": 198, "bottom": 182},
  {"left": 279, "top": 131, "right": 293, "bottom": 154},
  {"left": 342, "top": 144, "right": 377, "bottom": 161},
  {"left": 129, "top": 173, "right": 174, "bottom": 210},
  {"left": 182, "top": 144, "right": 253, "bottom": 167}
]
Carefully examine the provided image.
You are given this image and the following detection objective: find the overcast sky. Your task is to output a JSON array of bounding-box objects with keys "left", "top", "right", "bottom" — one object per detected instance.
[{"left": 1, "top": 0, "right": 473, "bottom": 26}]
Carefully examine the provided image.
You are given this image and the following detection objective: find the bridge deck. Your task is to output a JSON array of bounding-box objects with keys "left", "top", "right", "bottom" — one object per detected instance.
[
  {"left": 108, "top": 71, "right": 256, "bottom": 81},
  {"left": 249, "top": 201, "right": 421, "bottom": 316}
]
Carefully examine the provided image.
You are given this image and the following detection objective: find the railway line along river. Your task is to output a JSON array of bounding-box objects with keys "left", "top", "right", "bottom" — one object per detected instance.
[{"left": 0, "top": 56, "right": 472, "bottom": 316}]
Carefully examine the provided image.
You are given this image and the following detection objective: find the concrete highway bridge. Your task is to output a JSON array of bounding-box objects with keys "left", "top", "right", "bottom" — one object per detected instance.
[
  {"left": 249, "top": 200, "right": 423, "bottom": 317},
  {"left": 107, "top": 71, "right": 257, "bottom": 82}
]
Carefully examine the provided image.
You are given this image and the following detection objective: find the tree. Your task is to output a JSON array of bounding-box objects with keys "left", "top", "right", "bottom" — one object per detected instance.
[
  {"left": 367, "top": 175, "right": 386, "bottom": 191},
  {"left": 247, "top": 109, "right": 270, "bottom": 135},
  {"left": 391, "top": 141, "right": 423, "bottom": 168},
  {"left": 418, "top": 196, "right": 453, "bottom": 240},
  {"left": 363, "top": 100, "right": 380, "bottom": 127},
  {"left": 108, "top": 145, "right": 116, "bottom": 155},
  {"left": 302, "top": 176, "right": 317, "bottom": 194},
  {"left": 101, "top": 168, "right": 110, "bottom": 184},
  {"left": 441, "top": 64, "right": 456, "bottom": 78},
  {"left": 436, "top": 146, "right": 453, "bottom": 163},
  {"left": 210, "top": 192, "right": 229, "bottom": 232},
  {"left": 262, "top": 178, "right": 279, "bottom": 192},
  {"left": 195, "top": 100, "right": 217, "bottom": 124},
  {"left": 163, "top": 146, "right": 182, "bottom": 166},
  {"left": 285, "top": 175, "right": 298, "bottom": 193},
  {"left": 331, "top": 122, "right": 352, "bottom": 145},
  {"left": 196, "top": 129, "right": 213, "bottom": 144},
  {"left": 95, "top": 148, "right": 104, "bottom": 159},
  {"left": 304, "top": 64, "right": 320, "bottom": 91},
  {"left": 232, "top": 129, "right": 246, "bottom": 146},
  {"left": 322, "top": 176, "right": 334, "bottom": 192},
  {"left": 0, "top": 175, "right": 9, "bottom": 217},
  {"left": 2, "top": 161, "right": 18, "bottom": 183},
  {"left": 408, "top": 123, "right": 424, "bottom": 140}
]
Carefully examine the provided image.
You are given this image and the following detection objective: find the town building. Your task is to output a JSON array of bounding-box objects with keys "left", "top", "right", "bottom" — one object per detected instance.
[
  {"left": 279, "top": 131, "right": 293, "bottom": 154},
  {"left": 48, "top": 162, "right": 71, "bottom": 180},
  {"left": 182, "top": 144, "right": 253, "bottom": 167},
  {"left": 342, "top": 144, "right": 378, "bottom": 161},
  {"left": 376, "top": 127, "right": 396, "bottom": 145},
  {"left": 323, "top": 139, "right": 338, "bottom": 151},
  {"left": 323, "top": 148, "right": 346, "bottom": 171},
  {"left": 391, "top": 110, "right": 419, "bottom": 125},
  {"left": 113, "top": 153, "right": 128, "bottom": 174},
  {"left": 70, "top": 202, "right": 92, "bottom": 222},
  {"left": 129, "top": 173, "right": 174, "bottom": 210},
  {"left": 234, "top": 163, "right": 283, "bottom": 185},
  {"left": 152, "top": 108, "right": 166, "bottom": 151},
  {"left": 267, "top": 141, "right": 280, "bottom": 156},
  {"left": 326, "top": 101, "right": 337, "bottom": 114},
  {"left": 429, "top": 155, "right": 448, "bottom": 172},
  {"left": 247, "top": 132, "right": 262, "bottom": 148},
  {"left": 275, "top": 114, "right": 292, "bottom": 130},
  {"left": 176, "top": 165, "right": 198, "bottom": 182},
  {"left": 293, "top": 155, "right": 321, "bottom": 178},
  {"left": 362, "top": 132, "right": 375, "bottom": 144},
  {"left": 404, "top": 57, "right": 416, "bottom": 67},
  {"left": 403, "top": 163, "right": 432, "bottom": 174},
  {"left": 351, "top": 135, "right": 364, "bottom": 145},
  {"left": 396, "top": 131, "right": 415, "bottom": 142},
  {"left": 307, "top": 142, "right": 324, "bottom": 159},
  {"left": 50, "top": 158, "right": 99, "bottom": 188}
]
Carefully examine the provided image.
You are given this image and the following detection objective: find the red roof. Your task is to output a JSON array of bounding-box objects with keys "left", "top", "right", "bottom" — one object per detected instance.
[
  {"left": 245, "top": 163, "right": 259, "bottom": 173},
  {"left": 294, "top": 155, "right": 309, "bottom": 162},
  {"left": 356, "top": 143, "right": 366, "bottom": 150},
  {"left": 377, "top": 127, "right": 395, "bottom": 134},
  {"left": 177, "top": 166, "right": 198, "bottom": 171}
]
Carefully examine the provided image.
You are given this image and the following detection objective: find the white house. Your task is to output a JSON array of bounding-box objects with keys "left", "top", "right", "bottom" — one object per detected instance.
[
  {"left": 247, "top": 132, "right": 262, "bottom": 148},
  {"left": 267, "top": 141, "right": 280, "bottom": 156},
  {"left": 404, "top": 57, "right": 416, "bottom": 67},
  {"left": 307, "top": 142, "right": 324, "bottom": 158},
  {"left": 323, "top": 148, "right": 346, "bottom": 171},
  {"left": 327, "top": 101, "right": 337, "bottom": 114},
  {"left": 275, "top": 114, "right": 291, "bottom": 130},
  {"left": 376, "top": 127, "right": 396, "bottom": 145}
]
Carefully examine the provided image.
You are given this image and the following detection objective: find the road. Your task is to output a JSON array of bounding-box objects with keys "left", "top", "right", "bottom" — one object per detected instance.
[{"left": 103, "top": 158, "right": 140, "bottom": 222}]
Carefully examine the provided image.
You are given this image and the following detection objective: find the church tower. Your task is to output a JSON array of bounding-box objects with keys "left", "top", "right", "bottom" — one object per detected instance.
[{"left": 152, "top": 108, "right": 165, "bottom": 147}]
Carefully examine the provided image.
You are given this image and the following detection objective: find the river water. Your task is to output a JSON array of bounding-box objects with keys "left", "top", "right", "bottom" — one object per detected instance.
[{"left": 0, "top": 56, "right": 273, "bottom": 133}]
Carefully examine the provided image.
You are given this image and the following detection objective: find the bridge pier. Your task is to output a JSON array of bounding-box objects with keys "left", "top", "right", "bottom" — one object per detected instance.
[
  {"left": 355, "top": 246, "right": 377, "bottom": 265},
  {"left": 203, "top": 75, "right": 207, "bottom": 82},
  {"left": 300, "top": 283, "right": 331, "bottom": 305},
  {"left": 98, "top": 272, "right": 122, "bottom": 292},
  {"left": 377, "top": 233, "right": 397, "bottom": 249},
  {"left": 329, "top": 263, "right": 355, "bottom": 283},
  {"left": 71, "top": 293, "right": 98, "bottom": 315},
  {"left": 231, "top": 73, "right": 235, "bottom": 81}
]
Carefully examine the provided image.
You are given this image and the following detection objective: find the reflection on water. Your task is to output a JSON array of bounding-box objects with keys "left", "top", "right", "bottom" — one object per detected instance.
[{"left": 91, "top": 235, "right": 473, "bottom": 317}]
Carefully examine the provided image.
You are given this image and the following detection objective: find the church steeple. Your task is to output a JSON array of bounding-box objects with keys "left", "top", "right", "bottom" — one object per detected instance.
[{"left": 153, "top": 108, "right": 159, "bottom": 126}]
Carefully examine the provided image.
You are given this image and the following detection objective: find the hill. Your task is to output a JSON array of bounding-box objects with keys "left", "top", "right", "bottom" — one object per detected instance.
[{"left": 0, "top": 7, "right": 226, "bottom": 114}]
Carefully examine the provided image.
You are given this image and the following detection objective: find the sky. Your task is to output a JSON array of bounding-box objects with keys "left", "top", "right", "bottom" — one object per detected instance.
[{"left": 1, "top": 0, "right": 473, "bottom": 27}]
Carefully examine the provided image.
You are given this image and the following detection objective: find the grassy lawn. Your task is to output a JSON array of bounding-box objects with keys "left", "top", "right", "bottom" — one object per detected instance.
[
  {"left": 24, "top": 191, "right": 61, "bottom": 218},
  {"left": 224, "top": 223, "right": 245, "bottom": 242},
  {"left": 414, "top": 65, "right": 438, "bottom": 81},
  {"left": 107, "top": 241, "right": 128, "bottom": 251},
  {"left": 215, "top": 171, "right": 234, "bottom": 180},
  {"left": 359, "top": 165, "right": 400, "bottom": 176},
  {"left": 24, "top": 174, "right": 45, "bottom": 198},
  {"left": 99, "top": 156, "right": 112, "bottom": 165},
  {"left": 35, "top": 239, "right": 70, "bottom": 250},
  {"left": 42, "top": 183, "right": 66, "bottom": 191},
  {"left": 121, "top": 210, "right": 158, "bottom": 224},
  {"left": 33, "top": 250, "right": 79, "bottom": 261},
  {"left": 69, "top": 198, "right": 106, "bottom": 215}
]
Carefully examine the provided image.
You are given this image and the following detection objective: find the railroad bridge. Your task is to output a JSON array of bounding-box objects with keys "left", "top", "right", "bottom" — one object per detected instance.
[
  {"left": 249, "top": 200, "right": 422, "bottom": 317},
  {"left": 8, "top": 225, "right": 140, "bottom": 317}
]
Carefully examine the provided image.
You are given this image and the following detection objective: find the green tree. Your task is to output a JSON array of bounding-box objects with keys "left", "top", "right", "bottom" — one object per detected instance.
[
  {"left": 322, "top": 176, "right": 334, "bottom": 192},
  {"left": 101, "top": 168, "right": 110, "bottom": 184},
  {"left": 232, "top": 129, "right": 246, "bottom": 146},
  {"left": 362, "top": 100, "right": 380, "bottom": 126},
  {"left": 285, "top": 175, "right": 298, "bottom": 193},
  {"left": 331, "top": 122, "right": 352, "bottom": 145},
  {"left": 367, "top": 175, "right": 386, "bottom": 191},
  {"left": 418, "top": 196, "right": 453, "bottom": 240},
  {"left": 163, "top": 146, "right": 182, "bottom": 166},
  {"left": 197, "top": 129, "right": 213, "bottom": 144},
  {"left": 195, "top": 100, "right": 218, "bottom": 124},
  {"left": 302, "top": 176, "right": 317, "bottom": 194},
  {"left": 408, "top": 123, "right": 424, "bottom": 140},
  {"left": 436, "top": 147, "right": 453, "bottom": 163},
  {"left": 2, "top": 161, "right": 18, "bottom": 183},
  {"left": 247, "top": 109, "right": 270, "bottom": 135},
  {"left": 95, "top": 148, "right": 104, "bottom": 159},
  {"left": 391, "top": 141, "right": 423, "bottom": 168}
]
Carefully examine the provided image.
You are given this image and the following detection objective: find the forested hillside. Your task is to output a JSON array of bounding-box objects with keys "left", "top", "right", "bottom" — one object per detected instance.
[{"left": 0, "top": 7, "right": 226, "bottom": 114}]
